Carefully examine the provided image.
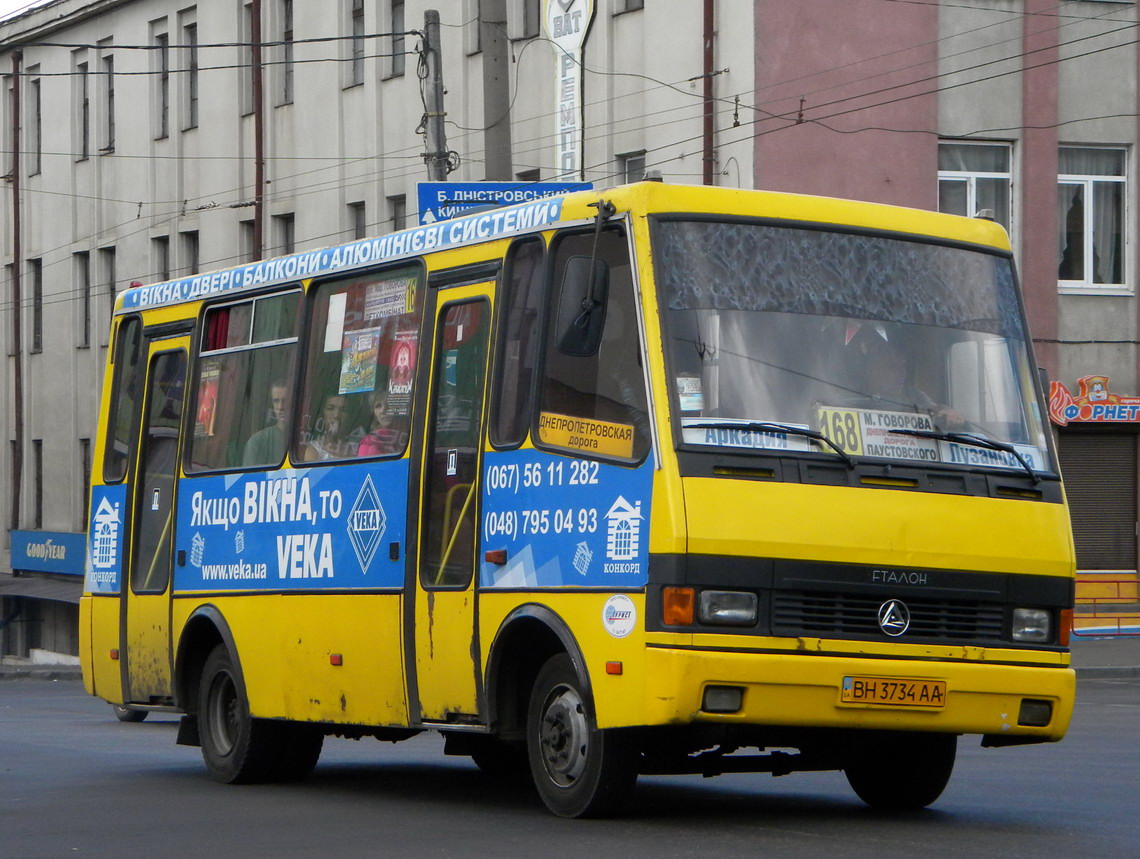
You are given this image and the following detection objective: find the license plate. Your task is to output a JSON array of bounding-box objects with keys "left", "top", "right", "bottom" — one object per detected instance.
[{"left": 841, "top": 676, "right": 947, "bottom": 708}]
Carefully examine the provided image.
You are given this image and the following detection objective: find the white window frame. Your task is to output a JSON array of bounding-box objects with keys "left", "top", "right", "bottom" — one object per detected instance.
[
  {"left": 1058, "top": 146, "right": 1128, "bottom": 293},
  {"left": 937, "top": 141, "right": 1013, "bottom": 240}
]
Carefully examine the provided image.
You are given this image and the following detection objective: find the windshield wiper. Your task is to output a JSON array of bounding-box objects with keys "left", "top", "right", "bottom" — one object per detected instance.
[
  {"left": 687, "top": 421, "right": 855, "bottom": 469},
  {"left": 888, "top": 429, "right": 1039, "bottom": 483}
]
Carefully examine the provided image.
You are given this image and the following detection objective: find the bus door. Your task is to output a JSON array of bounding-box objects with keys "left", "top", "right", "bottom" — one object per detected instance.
[
  {"left": 122, "top": 336, "right": 188, "bottom": 703},
  {"left": 413, "top": 287, "right": 493, "bottom": 723}
]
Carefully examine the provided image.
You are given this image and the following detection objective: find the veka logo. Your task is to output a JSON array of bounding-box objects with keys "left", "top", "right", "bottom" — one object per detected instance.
[
  {"left": 877, "top": 599, "right": 911, "bottom": 636},
  {"left": 347, "top": 475, "right": 386, "bottom": 574}
]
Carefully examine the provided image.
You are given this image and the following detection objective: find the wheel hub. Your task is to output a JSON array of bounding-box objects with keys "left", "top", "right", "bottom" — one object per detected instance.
[{"left": 539, "top": 687, "right": 588, "bottom": 786}]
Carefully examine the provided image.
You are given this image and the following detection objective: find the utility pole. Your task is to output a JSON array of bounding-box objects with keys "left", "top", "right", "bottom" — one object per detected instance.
[
  {"left": 480, "top": 0, "right": 512, "bottom": 180},
  {"left": 9, "top": 51, "right": 22, "bottom": 532},
  {"left": 251, "top": 0, "right": 265, "bottom": 259},
  {"left": 423, "top": 10, "right": 450, "bottom": 181}
]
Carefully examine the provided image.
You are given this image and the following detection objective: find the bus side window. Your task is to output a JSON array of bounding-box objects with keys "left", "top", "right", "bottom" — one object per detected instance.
[
  {"left": 103, "top": 316, "right": 144, "bottom": 483},
  {"left": 296, "top": 265, "right": 423, "bottom": 463},
  {"left": 187, "top": 292, "right": 300, "bottom": 472},
  {"left": 491, "top": 237, "right": 545, "bottom": 447},
  {"left": 538, "top": 229, "right": 650, "bottom": 462}
]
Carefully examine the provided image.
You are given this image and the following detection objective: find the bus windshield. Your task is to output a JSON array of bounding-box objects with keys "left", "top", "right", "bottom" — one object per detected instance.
[{"left": 654, "top": 219, "right": 1053, "bottom": 474}]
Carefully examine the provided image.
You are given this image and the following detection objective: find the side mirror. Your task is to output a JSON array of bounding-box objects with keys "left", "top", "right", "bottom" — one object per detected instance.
[{"left": 556, "top": 256, "right": 610, "bottom": 357}]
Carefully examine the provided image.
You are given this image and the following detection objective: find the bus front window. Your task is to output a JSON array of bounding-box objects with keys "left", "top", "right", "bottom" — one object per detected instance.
[{"left": 654, "top": 219, "right": 1053, "bottom": 475}]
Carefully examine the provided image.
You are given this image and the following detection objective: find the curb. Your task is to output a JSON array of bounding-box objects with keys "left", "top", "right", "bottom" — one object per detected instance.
[
  {"left": 1075, "top": 666, "right": 1140, "bottom": 679},
  {"left": 0, "top": 667, "right": 83, "bottom": 681}
]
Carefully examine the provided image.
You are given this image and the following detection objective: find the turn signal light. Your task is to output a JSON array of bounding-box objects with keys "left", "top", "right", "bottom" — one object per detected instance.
[
  {"left": 1059, "top": 609, "right": 1072, "bottom": 646},
  {"left": 662, "top": 586, "right": 695, "bottom": 625}
]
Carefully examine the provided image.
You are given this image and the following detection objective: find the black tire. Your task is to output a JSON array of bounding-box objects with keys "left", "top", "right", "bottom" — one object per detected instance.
[
  {"left": 197, "top": 644, "right": 322, "bottom": 784},
  {"left": 844, "top": 731, "right": 957, "bottom": 811},
  {"left": 526, "top": 654, "right": 637, "bottom": 818},
  {"left": 112, "top": 704, "right": 147, "bottom": 723}
]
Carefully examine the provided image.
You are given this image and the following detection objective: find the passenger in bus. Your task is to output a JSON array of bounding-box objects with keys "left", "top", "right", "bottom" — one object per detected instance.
[
  {"left": 357, "top": 391, "right": 407, "bottom": 456},
  {"left": 301, "top": 394, "right": 354, "bottom": 461},
  {"left": 242, "top": 379, "right": 289, "bottom": 466}
]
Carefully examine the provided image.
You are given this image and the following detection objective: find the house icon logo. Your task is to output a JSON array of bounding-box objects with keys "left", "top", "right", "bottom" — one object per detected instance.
[
  {"left": 604, "top": 496, "right": 643, "bottom": 561},
  {"left": 90, "top": 496, "right": 121, "bottom": 570}
]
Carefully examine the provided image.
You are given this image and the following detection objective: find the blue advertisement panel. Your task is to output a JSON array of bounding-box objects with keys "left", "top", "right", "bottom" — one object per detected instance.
[
  {"left": 480, "top": 449, "right": 653, "bottom": 589},
  {"left": 174, "top": 462, "right": 409, "bottom": 592},
  {"left": 85, "top": 485, "right": 129, "bottom": 594},
  {"left": 12, "top": 530, "right": 87, "bottom": 576}
]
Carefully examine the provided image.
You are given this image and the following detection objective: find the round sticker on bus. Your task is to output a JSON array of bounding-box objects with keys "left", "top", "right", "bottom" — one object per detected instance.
[{"left": 602, "top": 594, "right": 637, "bottom": 638}]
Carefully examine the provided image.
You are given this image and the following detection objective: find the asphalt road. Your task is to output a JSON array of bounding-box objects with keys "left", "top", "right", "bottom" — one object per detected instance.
[{"left": 1, "top": 677, "right": 1136, "bottom": 858}]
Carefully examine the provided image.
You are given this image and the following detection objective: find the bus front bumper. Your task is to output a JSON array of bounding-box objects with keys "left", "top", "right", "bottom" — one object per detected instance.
[{"left": 642, "top": 646, "right": 1075, "bottom": 742}]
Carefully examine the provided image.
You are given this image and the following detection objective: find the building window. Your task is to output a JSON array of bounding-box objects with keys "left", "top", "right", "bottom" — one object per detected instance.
[
  {"left": 80, "top": 437, "right": 92, "bottom": 521},
  {"left": 183, "top": 22, "right": 199, "bottom": 130},
  {"left": 615, "top": 0, "right": 644, "bottom": 13},
  {"left": 280, "top": 0, "right": 295, "bottom": 105},
  {"left": 1058, "top": 147, "right": 1126, "bottom": 288},
  {"left": 241, "top": 2, "right": 254, "bottom": 116},
  {"left": 388, "top": 194, "right": 406, "bottom": 232},
  {"left": 619, "top": 151, "right": 646, "bottom": 183},
  {"left": 100, "top": 51, "right": 115, "bottom": 153},
  {"left": 30, "top": 258, "right": 42, "bottom": 353},
  {"left": 76, "top": 252, "right": 91, "bottom": 347},
  {"left": 516, "top": 168, "right": 540, "bottom": 182},
  {"left": 33, "top": 439, "right": 43, "bottom": 529},
  {"left": 467, "top": 0, "right": 482, "bottom": 55},
  {"left": 153, "top": 235, "right": 171, "bottom": 282},
  {"left": 154, "top": 31, "right": 170, "bottom": 139},
  {"left": 938, "top": 141, "right": 1012, "bottom": 235},
  {"left": 181, "top": 230, "right": 199, "bottom": 275},
  {"left": 27, "top": 72, "right": 41, "bottom": 176},
  {"left": 349, "top": 201, "right": 367, "bottom": 240},
  {"left": 75, "top": 57, "right": 90, "bottom": 161},
  {"left": 240, "top": 219, "right": 256, "bottom": 262},
  {"left": 98, "top": 246, "right": 116, "bottom": 341},
  {"left": 5, "top": 263, "right": 14, "bottom": 357},
  {"left": 348, "top": 0, "right": 365, "bottom": 87},
  {"left": 523, "top": 0, "right": 540, "bottom": 38},
  {"left": 389, "top": 0, "right": 405, "bottom": 78},
  {"left": 275, "top": 213, "right": 295, "bottom": 255}
]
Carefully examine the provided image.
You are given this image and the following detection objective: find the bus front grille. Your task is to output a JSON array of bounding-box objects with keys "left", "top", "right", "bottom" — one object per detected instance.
[{"left": 771, "top": 591, "right": 1005, "bottom": 641}]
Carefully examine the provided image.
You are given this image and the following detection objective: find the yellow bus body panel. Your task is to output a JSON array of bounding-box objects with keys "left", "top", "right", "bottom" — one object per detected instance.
[
  {"left": 172, "top": 594, "right": 408, "bottom": 726},
  {"left": 683, "top": 478, "right": 1074, "bottom": 577}
]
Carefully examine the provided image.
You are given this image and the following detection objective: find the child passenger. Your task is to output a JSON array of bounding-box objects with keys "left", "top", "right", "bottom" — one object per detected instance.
[{"left": 357, "top": 391, "right": 406, "bottom": 456}]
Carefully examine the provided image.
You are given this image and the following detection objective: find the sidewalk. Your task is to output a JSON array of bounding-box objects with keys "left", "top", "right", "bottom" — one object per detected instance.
[{"left": 2, "top": 637, "right": 1138, "bottom": 681}]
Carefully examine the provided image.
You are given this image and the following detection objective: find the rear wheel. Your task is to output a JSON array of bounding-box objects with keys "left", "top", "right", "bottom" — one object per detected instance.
[
  {"left": 526, "top": 654, "right": 637, "bottom": 818},
  {"left": 197, "top": 644, "right": 322, "bottom": 783},
  {"left": 844, "top": 732, "right": 957, "bottom": 810},
  {"left": 112, "top": 704, "right": 147, "bottom": 723}
]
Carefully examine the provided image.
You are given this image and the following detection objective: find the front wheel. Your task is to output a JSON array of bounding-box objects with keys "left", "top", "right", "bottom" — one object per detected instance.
[
  {"left": 112, "top": 704, "right": 147, "bottom": 723},
  {"left": 844, "top": 731, "right": 957, "bottom": 810},
  {"left": 526, "top": 654, "right": 637, "bottom": 818}
]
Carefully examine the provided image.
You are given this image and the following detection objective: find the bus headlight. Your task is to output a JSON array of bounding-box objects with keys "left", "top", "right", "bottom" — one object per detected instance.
[
  {"left": 698, "top": 590, "right": 758, "bottom": 626},
  {"left": 1012, "top": 608, "right": 1051, "bottom": 643}
]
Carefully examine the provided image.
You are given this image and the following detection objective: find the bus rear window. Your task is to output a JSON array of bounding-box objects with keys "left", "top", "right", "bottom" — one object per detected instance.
[{"left": 187, "top": 291, "right": 300, "bottom": 471}]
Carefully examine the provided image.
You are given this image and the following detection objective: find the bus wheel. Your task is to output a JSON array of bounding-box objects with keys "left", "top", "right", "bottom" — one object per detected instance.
[
  {"left": 112, "top": 704, "right": 147, "bottom": 723},
  {"left": 844, "top": 732, "right": 957, "bottom": 811},
  {"left": 196, "top": 642, "right": 287, "bottom": 783},
  {"left": 526, "top": 654, "right": 637, "bottom": 818}
]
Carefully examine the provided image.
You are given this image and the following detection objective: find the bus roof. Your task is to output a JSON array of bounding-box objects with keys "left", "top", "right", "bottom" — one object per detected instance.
[{"left": 116, "top": 182, "right": 1010, "bottom": 315}]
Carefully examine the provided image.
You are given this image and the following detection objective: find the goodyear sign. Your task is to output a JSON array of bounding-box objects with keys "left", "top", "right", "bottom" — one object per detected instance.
[{"left": 417, "top": 181, "right": 591, "bottom": 224}]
